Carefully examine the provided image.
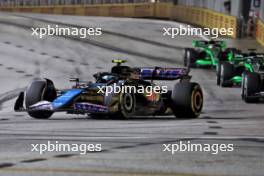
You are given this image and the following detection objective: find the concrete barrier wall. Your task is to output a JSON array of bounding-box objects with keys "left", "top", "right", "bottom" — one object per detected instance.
[
  {"left": 0, "top": 2, "right": 237, "bottom": 38},
  {"left": 256, "top": 19, "right": 264, "bottom": 46},
  {"left": 0, "top": 3, "right": 155, "bottom": 17},
  {"left": 171, "top": 5, "right": 237, "bottom": 38}
]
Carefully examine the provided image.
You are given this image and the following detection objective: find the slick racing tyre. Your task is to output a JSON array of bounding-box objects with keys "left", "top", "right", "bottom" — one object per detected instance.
[
  {"left": 25, "top": 78, "right": 57, "bottom": 119},
  {"left": 220, "top": 62, "right": 234, "bottom": 87},
  {"left": 243, "top": 73, "right": 260, "bottom": 103},
  {"left": 183, "top": 48, "right": 197, "bottom": 68},
  {"left": 183, "top": 48, "right": 191, "bottom": 67},
  {"left": 216, "top": 62, "right": 222, "bottom": 85},
  {"left": 170, "top": 82, "right": 203, "bottom": 118},
  {"left": 241, "top": 71, "right": 248, "bottom": 100},
  {"left": 118, "top": 92, "right": 136, "bottom": 119}
]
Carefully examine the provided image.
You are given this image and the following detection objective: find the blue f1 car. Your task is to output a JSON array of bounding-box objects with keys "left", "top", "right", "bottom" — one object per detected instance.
[{"left": 14, "top": 60, "right": 203, "bottom": 119}]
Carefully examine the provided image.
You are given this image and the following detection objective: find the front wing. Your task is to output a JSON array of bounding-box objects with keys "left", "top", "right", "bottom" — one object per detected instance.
[{"left": 14, "top": 92, "right": 109, "bottom": 114}]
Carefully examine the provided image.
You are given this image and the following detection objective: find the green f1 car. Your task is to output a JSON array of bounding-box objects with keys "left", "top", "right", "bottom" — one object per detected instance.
[
  {"left": 217, "top": 50, "right": 264, "bottom": 87},
  {"left": 183, "top": 40, "right": 240, "bottom": 68},
  {"left": 241, "top": 55, "right": 264, "bottom": 103}
]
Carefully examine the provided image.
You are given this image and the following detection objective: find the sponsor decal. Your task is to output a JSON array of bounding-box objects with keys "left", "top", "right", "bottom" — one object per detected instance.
[{"left": 74, "top": 102, "right": 108, "bottom": 113}]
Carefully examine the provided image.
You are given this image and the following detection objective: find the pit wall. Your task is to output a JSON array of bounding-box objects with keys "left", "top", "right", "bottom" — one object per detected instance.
[{"left": 0, "top": 3, "right": 238, "bottom": 38}]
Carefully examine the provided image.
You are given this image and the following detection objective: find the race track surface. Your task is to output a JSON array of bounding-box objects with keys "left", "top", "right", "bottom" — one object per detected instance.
[{"left": 0, "top": 13, "right": 263, "bottom": 176}]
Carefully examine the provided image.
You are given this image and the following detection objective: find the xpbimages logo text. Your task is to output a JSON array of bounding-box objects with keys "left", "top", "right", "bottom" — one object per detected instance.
[
  {"left": 97, "top": 83, "right": 168, "bottom": 96},
  {"left": 163, "top": 25, "right": 234, "bottom": 39},
  {"left": 31, "top": 141, "right": 102, "bottom": 155},
  {"left": 31, "top": 25, "right": 102, "bottom": 39},
  {"left": 163, "top": 141, "right": 234, "bottom": 155}
]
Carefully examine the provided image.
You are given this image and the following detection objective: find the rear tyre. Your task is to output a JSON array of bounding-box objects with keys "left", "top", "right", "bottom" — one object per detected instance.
[
  {"left": 25, "top": 78, "right": 57, "bottom": 119},
  {"left": 220, "top": 62, "right": 234, "bottom": 87},
  {"left": 170, "top": 82, "right": 203, "bottom": 118},
  {"left": 243, "top": 73, "right": 260, "bottom": 103}
]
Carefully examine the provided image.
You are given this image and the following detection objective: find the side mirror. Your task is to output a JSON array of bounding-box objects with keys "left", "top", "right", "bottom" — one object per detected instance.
[
  {"left": 69, "top": 78, "right": 79, "bottom": 82},
  {"left": 69, "top": 78, "right": 80, "bottom": 87}
]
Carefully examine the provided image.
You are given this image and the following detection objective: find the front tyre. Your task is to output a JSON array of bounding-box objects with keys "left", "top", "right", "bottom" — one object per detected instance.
[
  {"left": 216, "top": 62, "right": 222, "bottom": 85},
  {"left": 118, "top": 92, "right": 136, "bottom": 119},
  {"left": 183, "top": 48, "right": 191, "bottom": 67},
  {"left": 170, "top": 82, "right": 203, "bottom": 118},
  {"left": 25, "top": 78, "right": 57, "bottom": 119},
  {"left": 183, "top": 48, "right": 197, "bottom": 68},
  {"left": 241, "top": 72, "right": 247, "bottom": 99}
]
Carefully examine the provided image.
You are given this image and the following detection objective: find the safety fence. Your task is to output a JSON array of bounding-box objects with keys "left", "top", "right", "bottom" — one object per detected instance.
[
  {"left": 0, "top": 0, "right": 161, "bottom": 7},
  {"left": 0, "top": 3, "right": 155, "bottom": 17},
  {"left": 256, "top": 19, "right": 264, "bottom": 46},
  {"left": 0, "top": 2, "right": 237, "bottom": 38},
  {"left": 171, "top": 5, "right": 237, "bottom": 38}
]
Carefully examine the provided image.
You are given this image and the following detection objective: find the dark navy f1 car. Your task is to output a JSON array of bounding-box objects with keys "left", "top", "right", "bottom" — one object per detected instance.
[{"left": 14, "top": 60, "right": 203, "bottom": 119}]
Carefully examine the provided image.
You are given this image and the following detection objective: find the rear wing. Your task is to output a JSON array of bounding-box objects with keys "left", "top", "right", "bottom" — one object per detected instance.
[
  {"left": 192, "top": 40, "right": 226, "bottom": 48},
  {"left": 137, "top": 67, "right": 190, "bottom": 80}
]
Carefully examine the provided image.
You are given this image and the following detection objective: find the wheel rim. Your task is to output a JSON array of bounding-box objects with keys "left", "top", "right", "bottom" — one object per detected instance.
[
  {"left": 192, "top": 88, "right": 203, "bottom": 113},
  {"left": 123, "top": 93, "right": 133, "bottom": 111}
]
